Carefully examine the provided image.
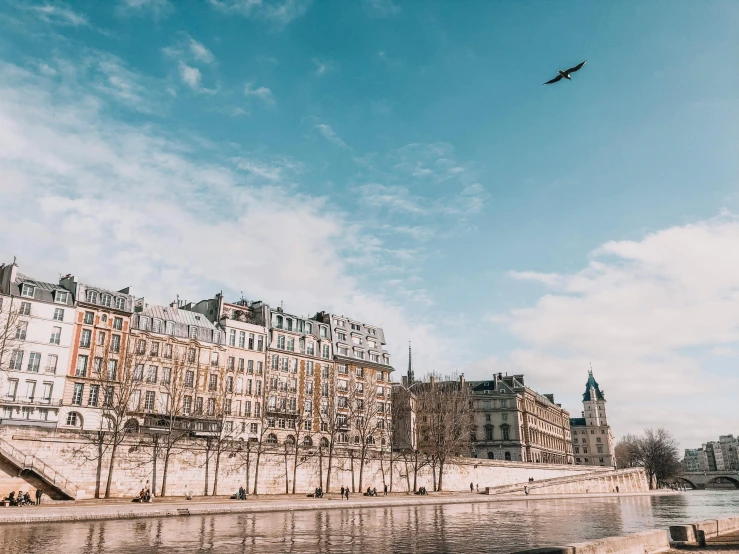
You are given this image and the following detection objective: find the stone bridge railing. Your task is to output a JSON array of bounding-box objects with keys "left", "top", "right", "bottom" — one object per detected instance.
[{"left": 679, "top": 471, "right": 739, "bottom": 489}]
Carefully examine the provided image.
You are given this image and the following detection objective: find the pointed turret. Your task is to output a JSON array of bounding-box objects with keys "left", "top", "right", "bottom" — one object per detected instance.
[{"left": 407, "top": 340, "right": 414, "bottom": 385}]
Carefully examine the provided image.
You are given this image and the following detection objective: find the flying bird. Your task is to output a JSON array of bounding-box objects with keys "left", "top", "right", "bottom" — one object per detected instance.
[{"left": 543, "top": 60, "right": 587, "bottom": 85}]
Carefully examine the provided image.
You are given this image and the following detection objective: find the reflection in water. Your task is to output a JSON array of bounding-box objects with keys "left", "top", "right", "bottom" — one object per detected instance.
[{"left": 0, "top": 491, "right": 737, "bottom": 553}]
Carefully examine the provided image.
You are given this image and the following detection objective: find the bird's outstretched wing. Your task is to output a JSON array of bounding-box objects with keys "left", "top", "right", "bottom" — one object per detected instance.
[
  {"left": 565, "top": 60, "right": 587, "bottom": 74},
  {"left": 543, "top": 74, "right": 563, "bottom": 85}
]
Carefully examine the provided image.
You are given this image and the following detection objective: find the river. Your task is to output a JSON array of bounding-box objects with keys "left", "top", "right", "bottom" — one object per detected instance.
[{"left": 0, "top": 491, "right": 737, "bottom": 553}]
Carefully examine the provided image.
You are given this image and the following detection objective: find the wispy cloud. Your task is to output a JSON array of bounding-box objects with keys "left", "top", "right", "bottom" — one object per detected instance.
[
  {"left": 189, "top": 37, "right": 215, "bottom": 64},
  {"left": 118, "top": 0, "right": 174, "bottom": 18},
  {"left": 244, "top": 82, "right": 275, "bottom": 105},
  {"left": 314, "top": 123, "right": 348, "bottom": 149},
  {"left": 28, "top": 3, "right": 88, "bottom": 26},
  {"left": 208, "top": 0, "right": 311, "bottom": 26},
  {"left": 179, "top": 63, "right": 201, "bottom": 89},
  {"left": 362, "top": 0, "right": 400, "bottom": 18},
  {"left": 312, "top": 58, "right": 334, "bottom": 76}
]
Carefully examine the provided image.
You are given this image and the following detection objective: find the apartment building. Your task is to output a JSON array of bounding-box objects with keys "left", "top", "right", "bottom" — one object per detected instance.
[
  {"left": 0, "top": 262, "right": 75, "bottom": 427},
  {"left": 189, "top": 294, "right": 268, "bottom": 440},
  {"left": 57, "top": 275, "right": 135, "bottom": 430}
]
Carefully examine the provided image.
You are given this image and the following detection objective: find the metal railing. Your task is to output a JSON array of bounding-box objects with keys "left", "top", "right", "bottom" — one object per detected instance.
[
  {"left": 0, "top": 437, "right": 77, "bottom": 498},
  {"left": 0, "top": 396, "right": 63, "bottom": 406}
]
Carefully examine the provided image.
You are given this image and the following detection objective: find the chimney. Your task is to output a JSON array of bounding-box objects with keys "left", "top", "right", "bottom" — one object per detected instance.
[{"left": 459, "top": 373, "right": 465, "bottom": 387}]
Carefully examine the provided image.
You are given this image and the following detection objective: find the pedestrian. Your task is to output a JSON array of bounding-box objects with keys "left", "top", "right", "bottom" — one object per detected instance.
[
  {"left": 616, "top": 486, "right": 619, "bottom": 493},
  {"left": 35, "top": 488, "right": 42, "bottom": 506},
  {"left": 345, "top": 488, "right": 349, "bottom": 500},
  {"left": 341, "top": 486, "right": 345, "bottom": 499},
  {"left": 476, "top": 484, "right": 479, "bottom": 492},
  {"left": 470, "top": 482, "right": 473, "bottom": 492},
  {"left": 383, "top": 484, "right": 387, "bottom": 496}
]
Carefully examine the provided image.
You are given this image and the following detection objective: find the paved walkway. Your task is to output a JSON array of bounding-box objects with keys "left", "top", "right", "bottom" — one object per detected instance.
[{"left": 0, "top": 490, "right": 672, "bottom": 525}]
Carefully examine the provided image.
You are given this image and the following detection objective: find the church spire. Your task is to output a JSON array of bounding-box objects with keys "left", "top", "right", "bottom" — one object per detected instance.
[{"left": 407, "top": 340, "right": 414, "bottom": 385}]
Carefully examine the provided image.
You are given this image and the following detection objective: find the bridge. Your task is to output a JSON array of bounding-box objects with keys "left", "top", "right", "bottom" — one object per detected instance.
[{"left": 678, "top": 471, "right": 739, "bottom": 490}]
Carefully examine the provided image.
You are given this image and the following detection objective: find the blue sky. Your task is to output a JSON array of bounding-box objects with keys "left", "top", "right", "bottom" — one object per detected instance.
[{"left": 0, "top": 0, "right": 738, "bottom": 448}]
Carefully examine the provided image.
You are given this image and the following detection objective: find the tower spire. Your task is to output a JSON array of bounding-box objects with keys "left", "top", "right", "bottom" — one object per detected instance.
[{"left": 407, "top": 340, "right": 414, "bottom": 385}]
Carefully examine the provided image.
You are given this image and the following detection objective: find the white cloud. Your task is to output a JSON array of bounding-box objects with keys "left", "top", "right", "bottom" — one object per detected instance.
[
  {"left": 312, "top": 58, "right": 333, "bottom": 76},
  {"left": 189, "top": 38, "right": 215, "bottom": 64},
  {"left": 29, "top": 4, "right": 87, "bottom": 26},
  {"left": 208, "top": 0, "right": 311, "bottom": 26},
  {"left": 118, "top": 0, "right": 173, "bottom": 18},
  {"left": 314, "top": 123, "right": 348, "bottom": 149},
  {"left": 179, "top": 63, "right": 201, "bottom": 89},
  {"left": 0, "top": 58, "right": 448, "bottom": 386},
  {"left": 498, "top": 217, "right": 739, "bottom": 448},
  {"left": 244, "top": 82, "right": 275, "bottom": 105}
]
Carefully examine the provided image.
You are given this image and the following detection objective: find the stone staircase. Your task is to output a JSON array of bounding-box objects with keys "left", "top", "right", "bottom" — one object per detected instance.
[
  {"left": 0, "top": 437, "right": 78, "bottom": 500},
  {"left": 485, "top": 467, "right": 646, "bottom": 496}
]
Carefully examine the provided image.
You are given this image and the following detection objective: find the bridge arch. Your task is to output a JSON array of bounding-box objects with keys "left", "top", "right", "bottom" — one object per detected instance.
[
  {"left": 676, "top": 477, "right": 697, "bottom": 490},
  {"left": 706, "top": 476, "right": 739, "bottom": 489}
]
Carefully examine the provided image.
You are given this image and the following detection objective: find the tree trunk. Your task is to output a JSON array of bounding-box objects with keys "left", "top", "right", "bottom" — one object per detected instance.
[
  {"left": 412, "top": 451, "right": 418, "bottom": 492},
  {"left": 161, "top": 449, "right": 171, "bottom": 497},
  {"left": 291, "top": 446, "right": 299, "bottom": 494},
  {"left": 350, "top": 450, "right": 355, "bottom": 492},
  {"left": 151, "top": 436, "right": 158, "bottom": 497},
  {"left": 253, "top": 447, "right": 262, "bottom": 494},
  {"left": 212, "top": 447, "right": 222, "bottom": 496},
  {"left": 438, "top": 458, "right": 445, "bottom": 491},
  {"left": 204, "top": 442, "right": 210, "bottom": 496},
  {"left": 326, "top": 444, "right": 334, "bottom": 493},
  {"left": 244, "top": 447, "right": 251, "bottom": 495},
  {"left": 431, "top": 459, "right": 438, "bottom": 491},
  {"left": 104, "top": 441, "right": 119, "bottom": 499},
  {"left": 318, "top": 447, "right": 323, "bottom": 491},
  {"left": 284, "top": 448, "right": 289, "bottom": 494},
  {"left": 94, "top": 434, "right": 104, "bottom": 499},
  {"left": 358, "top": 449, "right": 366, "bottom": 492}
]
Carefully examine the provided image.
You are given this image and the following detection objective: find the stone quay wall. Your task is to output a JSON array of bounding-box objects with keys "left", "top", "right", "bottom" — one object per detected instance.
[
  {"left": 0, "top": 427, "right": 612, "bottom": 500},
  {"left": 486, "top": 467, "right": 649, "bottom": 496}
]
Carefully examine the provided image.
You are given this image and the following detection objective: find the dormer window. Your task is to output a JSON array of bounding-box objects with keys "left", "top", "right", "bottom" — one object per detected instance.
[
  {"left": 213, "top": 331, "right": 220, "bottom": 343},
  {"left": 86, "top": 290, "right": 98, "bottom": 304},
  {"left": 351, "top": 323, "right": 361, "bottom": 331},
  {"left": 139, "top": 316, "right": 148, "bottom": 330},
  {"left": 305, "top": 322, "right": 312, "bottom": 334},
  {"left": 101, "top": 294, "right": 112, "bottom": 307},
  {"left": 115, "top": 297, "right": 126, "bottom": 310},
  {"left": 54, "top": 291, "right": 68, "bottom": 304},
  {"left": 286, "top": 318, "right": 293, "bottom": 332},
  {"left": 189, "top": 326, "right": 197, "bottom": 339},
  {"left": 152, "top": 319, "right": 162, "bottom": 334},
  {"left": 320, "top": 326, "right": 327, "bottom": 338},
  {"left": 21, "top": 284, "right": 35, "bottom": 298}
]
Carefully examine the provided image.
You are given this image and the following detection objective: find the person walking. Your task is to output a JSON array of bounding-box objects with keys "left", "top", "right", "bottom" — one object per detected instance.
[
  {"left": 35, "top": 488, "right": 42, "bottom": 506},
  {"left": 340, "top": 486, "right": 345, "bottom": 499},
  {"left": 470, "top": 482, "right": 474, "bottom": 492},
  {"left": 383, "top": 484, "right": 387, "bottom": 496},
  {"left": 345, "top": 488, "right": 349, "bottom": 500}
]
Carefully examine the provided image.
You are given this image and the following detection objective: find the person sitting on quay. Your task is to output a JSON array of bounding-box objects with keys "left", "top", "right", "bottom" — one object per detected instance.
[{"left": 23, "top": 492, "right": 31, "bottom": 505}]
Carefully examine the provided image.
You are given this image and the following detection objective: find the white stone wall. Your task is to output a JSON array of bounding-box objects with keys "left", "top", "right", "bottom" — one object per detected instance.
[{"left": 0, "top": 427, "right": 609, "bottom": 500}]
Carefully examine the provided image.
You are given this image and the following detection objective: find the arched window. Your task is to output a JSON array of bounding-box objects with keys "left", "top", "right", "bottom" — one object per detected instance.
[
  {"left": 487, "top": 451, "right": 494, "bottom": 460},
  {"left": 303, "top": 436, "right": 313, "bottom": 447},
  {"left": 284, "top": 435, "right": 295, "bottom": 446},
  {"left": 266, "top": 433, "right": 278, "bottom": 444},
  {"left": 504, "top": 451, "right": 511, "bottom": 461},
  {"left": 124, "top": 418, "right": 140, "bottom": 433},
  {"left": 353, "top": 435, "right": 360, "bottom": 444},
  {"left": 320, "top": 437, "right": 329, "bottom": 448},
  {"left": 381, "top": 438, "right": 386, "bottom": 446},
  {"left": 66, "top": 412, "right": 82, "bottom": 427},
  {"left": 366, "top": 436, "right": 375, "bottom": 445}
]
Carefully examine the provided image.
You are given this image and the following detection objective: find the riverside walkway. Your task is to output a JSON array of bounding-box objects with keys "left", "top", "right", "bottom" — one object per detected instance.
[{"left": 0, "top": 490, "right": 673, "bottom": 525}]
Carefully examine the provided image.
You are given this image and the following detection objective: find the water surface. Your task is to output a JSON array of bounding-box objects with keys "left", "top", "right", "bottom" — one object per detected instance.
[{"left": 0, "top": 491, "right": 737, "bottom": 553}]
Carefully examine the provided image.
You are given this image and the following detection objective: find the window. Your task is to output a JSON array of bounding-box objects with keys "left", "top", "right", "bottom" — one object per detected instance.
[
  {"left": 15, "top": 321, "right": 27, "bottom": 340},
  {"left": 66, "top": 412, "right": 81, "bottom": 427},
  {"left": 356, "top": 367, "right": 364, "bottom": 378},
  {"left": 575, "top": 447, "right": 580, "bottom": 454},
  {"left": 138, "top": 316, "right": 148, "bottom": 330},
  {"left": 115, "top": 297, "right": 126, "bottom": 310},
  {"left": 75, "top": 355, "right": 88, "bottom": 377},
  {"left": 101, "top": 294, "right": 111, "bottom": 308},
  {"left": 183, "top": 396, "right": 193, "bottom": 415},
  {"left": 257, "top": 361, "right": 263, "bottom": 375},
  {"left": 107, "top": 360, "right": 118, "bottom": 380},
  {"left": 229, "top": 329, "right": 236, "bottom": 346},
  {"left": 133, "top": 364, "right": 144, "bottom": 381},
  {"left": 209, "top": 374, "right": 218, "bottom": 391},
  {"left": 159, "top": 392, "right": 170, "bottom": 413},
  {"left": 189, "top": 326, "right": 197, "bottom": 339},
  {"left": 305, "top": 381, "right": 314, "bottom": 394},
  {"left": 162, "top": 367, "right": 171, "bottom": 385},
  {"left": 338, "top": 396, "right": 348, "bottom": 408},
  {"left": 88, "top": 385, "right": 99, "bottom": 406},
  {"left": 144, "top": 391, "right": 155, "bottom": 411},
  {"left": 306, "top": 361, "right": 314, "bottom": 377},
  {"left": 161, "top": 343, "right": 171, "bottom": 359},
  {"left": 322, "top": 345, "right": 330, "bottom": 358},
  {"left": 596, "top": 437, "right": 601, "bottom": 443},
  {"left": 10, "top": 350, "right": 23, "bottom": 370},
  {"left": 337, "top": 332, "right": 346, "bottom": 341},
  {"left": 243, "top": 359, "right": 251, "bottom": 374},
  {"left": 136, "top": 339, "right": 146, "bottom": 354},
  {"left": 113, "top": 317, "right": 123, "bottom": 330},
  {"left": 337, "top": 379, "right": 348, "bottom": 392},
  {"left": 53, "top": 308, "right": 64, "bottom": 321},
  {"left": 72, "top": 383, "right": 84, "bottom": 405},
  {"left": 321, "top": 366, "right": 329, "bottom": 379},
  {"left": 21, "top": 284, "right": 35, "bottom": 298},
  {"left": 504, "top": 451, "right": 511, "bottom": 461},
  {"left": 93, "top": 357, "right": 103, "bottom": 373},
  {"left": 45, "top": 354, "right": 58, "bottom": 374},
  {"left": 98, "top": 331, "right": 107, "bottom": 346},
  {"left": 150, "top": 342, "right": 159, "bottom": 356},
  {"left": 109, "top": 334, "right": 121, "bottom": 353},
  {"left": 227, "top": 376, "right": 234, "bottom": 393},
  {"left": 281, "top": 358, "right": 289, "bottom": 372},
  {"left": 80, "top": 329, "right": 92, "bottom": 348},
  {"left": 19, "top": 302, "right": 31, "bottom": 316},
  {"left": 210, "top": 352, "right": 219, "bottom": 367},
  {"left": 228, "top": 356, "right": 235, "bottom": 371},
  {"left": 207, "top": 398, "right": 215, "bottom": 416},
  {"left": 83, "top": 311, "right": 94, "bottom": 325},
  {"left": 352, "top": 336, "right": 361, "bottom": 345},
  {"left": 129, "top": 390, "right": 141, "bottom": 411},
  {"left": 146, "top": 366, "right": 157, "bottom": 383},
  {"left": 49, "top": 327, "right": 62, "bottom": 345},
  {"left": 597, "top": 446, "right": 603, "bottom": 454},
  {"left": 502, "top": 426, "right": 510, "bottom": 441},
  {"left": 188, "top": 348, "right": 196, "bottom": 363},
  {"left": 277, "top": 335, "right": 285, "bottom": 349},
  {"left": 185, "top": 370, "right": 194, "bottom": 388}
]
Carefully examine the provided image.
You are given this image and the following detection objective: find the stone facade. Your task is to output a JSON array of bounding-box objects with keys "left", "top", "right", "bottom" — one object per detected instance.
[
  {"left": 570, "top": 370, "right": 615, "bottom": 467},
  {"left": 684, "top": 436, "right": 739, "bottom": 472}
]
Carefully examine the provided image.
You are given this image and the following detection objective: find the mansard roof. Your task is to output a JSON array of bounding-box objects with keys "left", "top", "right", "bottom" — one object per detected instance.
[{"left": 582, "top": 370, "right": 605, "bottom": 401}]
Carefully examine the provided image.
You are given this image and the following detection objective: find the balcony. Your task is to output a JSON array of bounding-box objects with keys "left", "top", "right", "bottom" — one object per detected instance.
[{"left": 0, "top": 396, "right": 62, "bottom": 407}]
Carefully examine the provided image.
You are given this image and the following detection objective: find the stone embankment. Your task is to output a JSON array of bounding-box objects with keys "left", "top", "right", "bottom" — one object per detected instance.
[
  {"left": 514, "top": 515, "right": 739, "bottom": 554},
  {"left": 485, "top": 467, "right": 648, "bottom": 496},
  {"left": 0, "top": 490, "right": 674, "bottom": 526}
]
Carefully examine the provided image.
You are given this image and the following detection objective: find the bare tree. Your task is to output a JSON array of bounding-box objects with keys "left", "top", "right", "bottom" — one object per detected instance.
[
  {"left": 0, "top": 296, "right": 24, "bottom": 377},
  {"left": 416, "top": 373, "right": 474, "bottom": 491},
  {"left": 348, "top": 375, "right": 382, "bottom": 492},
  {"left": 318, "top": 371, "right": 341, "bottom": 493},
  {"left": 614, "top": 434, "right": 641, "bottom": 469},
  {"left": 202, "top": 367, "right": 238, "bottom": 496},
  {"left": 633, "top": 428, "right": 681, "bottom": 489}
]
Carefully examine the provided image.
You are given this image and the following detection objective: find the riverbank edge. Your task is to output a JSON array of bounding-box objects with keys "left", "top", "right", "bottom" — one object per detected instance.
[{"left": 0, "top": 490, "right": 676, "bottom": 526}]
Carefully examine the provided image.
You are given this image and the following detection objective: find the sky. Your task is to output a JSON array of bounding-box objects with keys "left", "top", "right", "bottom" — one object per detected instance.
[{"left": 0, "top": 0, "right": 737, "bottom": 450}]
